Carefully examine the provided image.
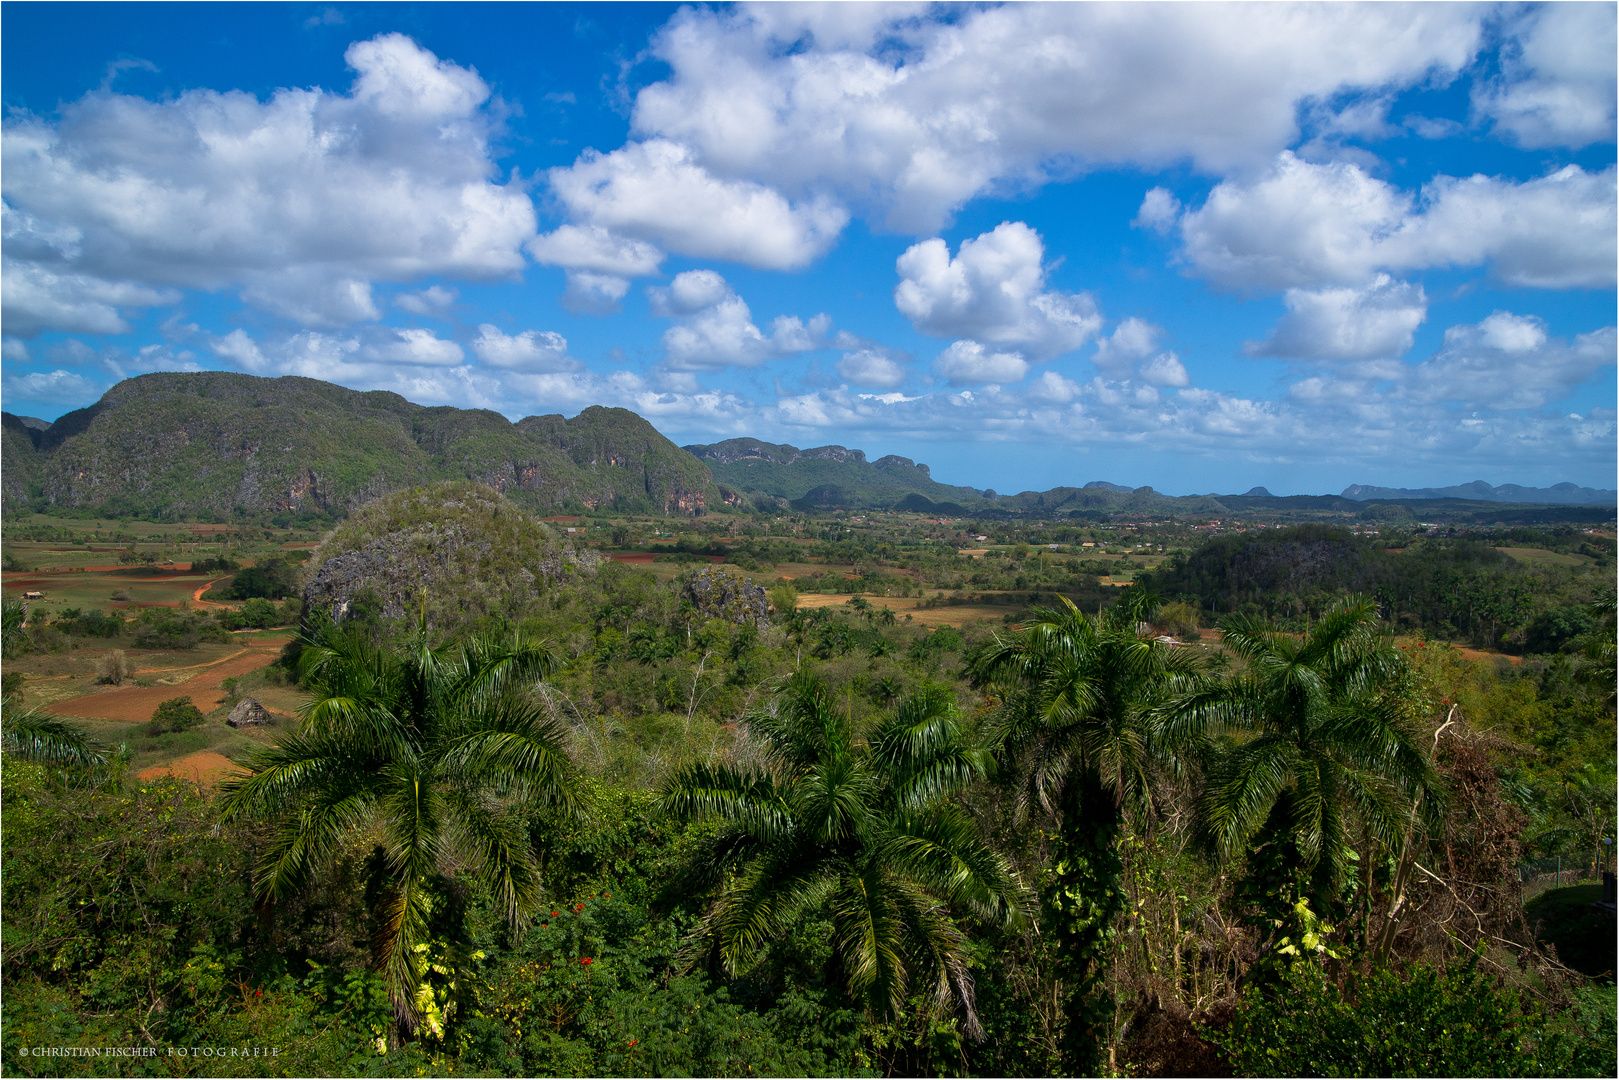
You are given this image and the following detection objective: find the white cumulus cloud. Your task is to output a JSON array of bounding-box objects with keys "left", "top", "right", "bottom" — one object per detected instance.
[
  {"left": 394, "top": 285, "right": 459, "bottom": 318},
  {"left": 1474, "top": 3, "right": 1617, "bottom": 149},
  {"left": 1173, "top": 152, "right": 1617, "bottom": 292},
  {"left": 1, "top": 260, "right": 178, "bottom": 338},
  {"left": 647, "top": 269, "right": 732, "bottom": 316},
  {"left": 1093, "top": 318, "right": 1189, "bottom": 386},
  {"left": 547, "top": 139, "right": 847, "bottom": 270},
  {"left": 932, "top": 340, "right": 1028, "bottom": 386},
  {"left": 527, "top": 224, "right": 665, "bottom": 314},
  {"left": 3, "top": 368, "right": 103, "bottom": 405},
  {"left": 1248, "top": 276, "right": 1427, "bottom": 362},
  {"left": 895, "top": 222, "right": 1102, "bottom": 359},
  {"left": 364, "top": 328, "right": 464, "bottom": 367},
  {"left": 652, "top": 270, "right": 829, "bottom": 372},
  {"left": 470, "top": 325, "right": 578, "bottom": 372},
  {"left": 630, "top": 4, "right": 1484, "bottom": 232},
  {"left": 1, "top": 33, "right": 536, "bottom": 334},
  {"left": 1403, "top": 313, "right": 1617, "bottom": 410},
  {"left": 836, "top": 346, "right": 908, "bottom": 390}
]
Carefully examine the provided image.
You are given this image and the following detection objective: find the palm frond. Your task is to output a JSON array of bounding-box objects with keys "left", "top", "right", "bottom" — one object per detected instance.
[
  {"left": 830, "top": 865, "right": 909, "bottom": 1020},
  {"left": 797, "top": 753, "right": 876, "bottom": 845},
  {"left": 871, "top": 686, "right": 993, "bottom": 807},
  {"left": 1204, "top": 735, "right": 1298, "bottom": 860},
  {"left": 219, "top": 731, "right": 374, "bottom": 819},
  {"left": 375, "top": 877, "right": 436, "bottom": 1031},
  {"left": 441, "top": 698, "right": 577, "bottom": 809},
  {"left": 1, "top": 704, "right": 111, "bottom": 768},
  {"left": 442, "top": 787, "right": 542, "bottom": 927},
  {"left": 884, "top": 806, "right": 1029, "bottom": 930},
  {"left": 377, "top": 762, "right": 448, "bottom": 886},
  {"left": 710, "top": 843, "right": 836, "bottom": 976},
  {"left": 447, "top": 631, "right": 562, "bottom": 711},
  {"left": 675, "top": 826, "right": 774, "bottom": 893},
  {"left": 251, "top": 789, "right": 377, "bottom": 902},
  {"left": 661, "top": 762, "right": 795, "bottom": 840},
  {"left": 746, "top": 669, "right": 848, "bottom": 774},
  {"left": 892, "top": 879, "right": 984, "bottom": 1042}
]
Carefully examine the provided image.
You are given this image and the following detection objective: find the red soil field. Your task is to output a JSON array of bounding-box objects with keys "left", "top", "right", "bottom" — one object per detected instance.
[
  {"left": 47, "top": 639, "right": 289, "bottom": 723},
  {"left": 607, "top": 552, "right": 727, "bottom": 564},
  {"left": 137, "top": 751, "right": 247, "bottom": 787}
]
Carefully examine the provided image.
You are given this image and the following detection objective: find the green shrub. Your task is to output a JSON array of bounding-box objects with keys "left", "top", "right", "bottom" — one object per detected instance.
[
  {"left": 224, "top": 557, "right": 299, "bottom": 600},
  {"left": 216, "top": 596, "right": 280, "bottom": 631},
  {"left": 49, "top": 607, "right": 124, "bottom": 638},
  {"left": 132, "top": 608, "right": 228, "bottom": 649},
  {"left": 149, "top": 696, "right": 205, "bottom": 734},
  {"left": 1210, "top": 958, "right": 1607, "bottom": 1077}
]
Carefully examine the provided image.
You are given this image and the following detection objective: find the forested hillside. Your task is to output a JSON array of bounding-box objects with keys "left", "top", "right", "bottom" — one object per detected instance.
[
  {"left": 1141, "top": 524, "right": 1614, "bottom": 652},
  {"left": 1, "top": 373, "right": 717, "bottom": 520},
  {"left": 686, "top": 437, "right": 989, "bottom": 512}
]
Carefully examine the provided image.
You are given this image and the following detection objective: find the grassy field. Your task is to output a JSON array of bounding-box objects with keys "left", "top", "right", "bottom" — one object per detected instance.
[
  {"left": 2, "top": 565, "right": 228, "bottom": 612},
  {"left": 793, "top": 592, "right": 1015, "bottom": 628},
  {"left": 1495, "top": 546, "right": 1600, "bottom": 569}
]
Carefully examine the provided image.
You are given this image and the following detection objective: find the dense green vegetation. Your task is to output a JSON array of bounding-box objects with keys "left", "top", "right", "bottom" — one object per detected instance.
[
  {"left": 2, "top": 373, "right": 716, "bottom": 519},
  {"left": 1, "top": 486, "right": 1613, "bottom": 1077},
  {"left": 223, "top": 558, "right": 301, "bottom": 600},
  {"left": 1141, "top": 523, "right": 1612, "bottom": 650}
]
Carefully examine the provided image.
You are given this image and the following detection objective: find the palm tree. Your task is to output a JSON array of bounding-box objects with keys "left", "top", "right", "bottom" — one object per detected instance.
[
  {"left": 1169, "top": 600, "right": 1435, "bottom": 912},
  {"left": 969, "top": 589, "right": 1203, "bottom": 1069},
  {"left": 3, "top": 598, "right": 30, "bottom": 659},
  {"left": 971, "top": 590, "right": 1204, "bottom": 818},
  {"left": 2, "top": 702, "right": 112, "bottom": 768},
  {"left": 219, "top": 619, "right": 577, "bottom": 1031},
  {"left": 661, "top": 672, "right": 1026, "bottom": 1038}
]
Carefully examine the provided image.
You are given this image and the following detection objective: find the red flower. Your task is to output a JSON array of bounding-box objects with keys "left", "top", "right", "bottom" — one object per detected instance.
[
  {"left": 604, "top": 893, "right": 611, "bottom": 899},
  {"left": 581, "top": 957, "right": 593, "bottom": 966},
  {"left": 627, "top": 1040, "right": 638, "bottom": 1048},
  {"left": 551, "top": 910, "right": 559, "bottom": 917},
  {"left": 575, "top": 902, "right": 585, "bottom": 912}
]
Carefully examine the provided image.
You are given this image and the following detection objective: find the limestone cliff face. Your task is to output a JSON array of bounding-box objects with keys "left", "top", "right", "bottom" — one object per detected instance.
[
  {"left": 680, "top": 567, "right": 769, "bottom": 629},
  {"left": 300, "top": 482, "right": 599, "bottom": 633},
  {"left": 525, "top": 406, "right": 715, "bottom": 514},
  {"left": 1, "top": 372, "right": 719, "bottom": 518}
]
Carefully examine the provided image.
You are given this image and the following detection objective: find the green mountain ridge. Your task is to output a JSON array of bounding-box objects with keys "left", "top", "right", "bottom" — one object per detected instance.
[
  {"left": 1341, "top": 480, "right": 1616, "bottom": 506},
  {"left": 5, "top": 373, "right": 1611, "bottom": 526},
  {"left": 684, "top": 436, "right": 989, "bottom": 512},
  {"left": 1, "top": 372, "right": 717, "bottom": 519},
  {"left": 685, "top": 437, "right": 1613, "bottom": 524}
]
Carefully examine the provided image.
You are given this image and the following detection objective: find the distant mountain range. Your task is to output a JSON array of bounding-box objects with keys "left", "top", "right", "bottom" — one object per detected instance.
[
  {"left": 3, "top": 373, "right": 1611, "bottom": 523},
  {"left": 2, "top": 372, "right": 716, "bottom": 518},
  {"left": 1341, "top": 481, "right": 1616, "bottom": 506},
  {"left": 684, "top": 437, "right": 989, "bottom": 513}
]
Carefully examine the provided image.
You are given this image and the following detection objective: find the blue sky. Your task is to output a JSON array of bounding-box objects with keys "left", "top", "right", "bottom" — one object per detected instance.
[{"left": 3, "top": 2, "right": 1614, "bottom": 496}]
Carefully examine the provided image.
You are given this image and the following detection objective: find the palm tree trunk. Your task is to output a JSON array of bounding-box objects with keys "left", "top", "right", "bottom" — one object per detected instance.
[{"left": 1047, "top": 777, "right": 1125, "bottom": 1076}]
